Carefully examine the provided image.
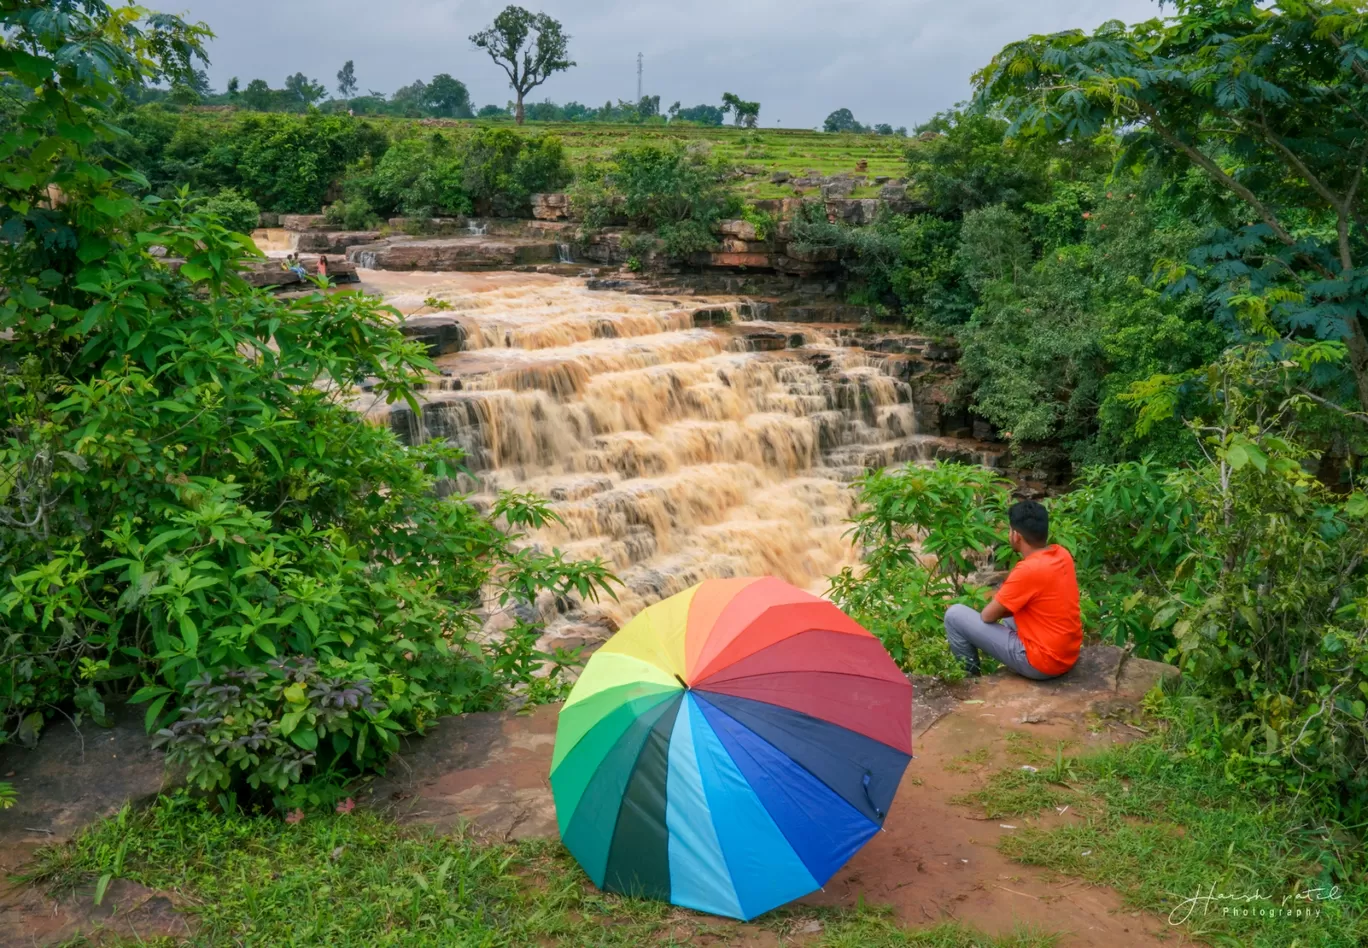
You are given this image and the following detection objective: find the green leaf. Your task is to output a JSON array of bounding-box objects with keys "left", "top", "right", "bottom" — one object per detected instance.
[
  {"left": 1226, "top": 443, "right": 1249, "bottom": 470},
  {"left": 179, "top": 263, "right": 211, "bottom": 283},
  {"left": 280, "top": 710, "right": 305, "bottom": 735},
  {"left": 291, "top": 727, "right": 319, "bottom": 751},
  {"left": 93, "top": 873, "right": 113, "bottom": 907}
]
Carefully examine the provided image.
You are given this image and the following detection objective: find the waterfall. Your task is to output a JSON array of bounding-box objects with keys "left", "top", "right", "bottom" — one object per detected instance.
[
  {"left": 366, "top": 277, "right": 962, "bottom": 654},
  {"left": 557, "top": 243, "right": 574, "bottom": 264},
  {"left": 467, "top": 219, "right": 489, "bottom": 236}
]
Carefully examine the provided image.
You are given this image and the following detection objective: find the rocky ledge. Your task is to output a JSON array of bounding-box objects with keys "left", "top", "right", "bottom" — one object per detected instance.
[{"left": 347, "top": 236, "right": 561, "bottom": 271}]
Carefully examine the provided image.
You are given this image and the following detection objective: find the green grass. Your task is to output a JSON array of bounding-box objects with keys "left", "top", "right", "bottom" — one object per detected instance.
[
  {"left": 26, "top": 794, "right": 1054, "bottom": 947},
  {"left": 184, "top": 109, "right": 911, "bottom": 201},
  {"left": 955, "top": 739, "right": 1367, "bottom": 948}
]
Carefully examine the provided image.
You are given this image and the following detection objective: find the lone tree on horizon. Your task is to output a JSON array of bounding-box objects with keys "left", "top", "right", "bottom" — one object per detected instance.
[
  {"left": 470, "top": 6, "right": 574, "bottom": 125},
  {"left": 337, "top": 60, "right": 357, "bottom": 99}
]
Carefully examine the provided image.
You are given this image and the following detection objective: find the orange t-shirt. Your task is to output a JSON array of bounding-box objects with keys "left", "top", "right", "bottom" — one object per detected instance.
[{"left": 993, "top": 545, "right": 1082, "bottom": 675}]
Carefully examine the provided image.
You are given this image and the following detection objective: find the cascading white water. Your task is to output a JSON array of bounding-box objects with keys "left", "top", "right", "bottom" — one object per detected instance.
[{"left": 364, "top": 274, "right": 971, "bottom": 654}]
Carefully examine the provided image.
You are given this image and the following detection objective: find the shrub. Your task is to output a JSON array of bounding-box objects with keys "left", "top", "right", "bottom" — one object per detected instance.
[
  {"left": 201, "top": 188, "right": 261, "bottom": 234},
  {"left": 572, "top": 143, "right": 738, "bottom": 259},
  {"left": 200, "top": 112, "right": 388, "bottom": 213},
  {"left": 0, "top": 6, "right": 614, "bottom": 804},
  {"left": 828, "top": 462, "right": 1012, "bottom": 676},
  {"left": 323, "top": 197, "right": 379, "bottom": 230},
  {"left": 459, "top": 127, "right": 572, "bottom": 216},
  {"left": 346, "top": 135, "right": 469, "bottom": 219}
]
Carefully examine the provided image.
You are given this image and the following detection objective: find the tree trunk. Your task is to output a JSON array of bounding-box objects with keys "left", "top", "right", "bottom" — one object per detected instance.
[
  {"left": 1345, "top": 315, "right": 1368, "bottom": 417},
  {"left": 515, "top": 93, "right": 525, "bottom": 125}
]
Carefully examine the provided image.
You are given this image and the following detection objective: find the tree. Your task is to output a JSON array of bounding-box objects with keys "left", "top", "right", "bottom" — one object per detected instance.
[
  {"left": 337, "top": 59, "right": 357, "bottom": 98},
  {"left": 391, "top": 79, "right": 429, "bottom": 115},
  {"left": 426, "top": 73, "right": 473, "bottom": 118},
  {"left": 637, "top": 95, "right": 660, "bottom": 119},
  {"left": 720, "top": 92, "right": 759, "bottom": 128},
  {"left": 470, "top": 6, "right": 574, "bottom": 125},
  {"left": 824, "top": 108, "right": 863, "bottom": 133},
  {"left": 478, "top": 103, "right": 510, "bottom": 118},
  {"left": 974, "top": 0, "right": 1368, "bottom": 418},
  {"left": 283, "top": 72, "right": 325, "bottom": 108},
  {"left": 242, "top": 78, "right": 273, "bottom": 111},
  {"left": 0, "top": 0, "right": 613, "bottom": 797},
  {"left": 672, "top": 103, "right": 724, "bottom": 126},
  {"left": 227, "top": 76, "right": 240, "bottom": 101}
]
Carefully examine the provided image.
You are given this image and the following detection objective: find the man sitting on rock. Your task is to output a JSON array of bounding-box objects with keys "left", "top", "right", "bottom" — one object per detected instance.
[{"left": 943, "top": 500, "right": 1081, "bottom": 680}]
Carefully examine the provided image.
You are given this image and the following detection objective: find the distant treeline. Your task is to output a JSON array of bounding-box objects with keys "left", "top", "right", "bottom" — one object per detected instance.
[{"left": 138, "top": 67, "right": 763, "bottom": 127}]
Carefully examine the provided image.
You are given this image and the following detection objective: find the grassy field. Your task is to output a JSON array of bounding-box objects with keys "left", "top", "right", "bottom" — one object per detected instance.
[
  {"left": 26, "top": 734, "right": 1367, "bottom": 946},
  {"left": 189, "top": 108, "right": 913, "bottom": 200},
  {"left": 954, "top": 737, "right": 1367, "bottom": 948},
  {"left": 28, "top": 796, "right": 1050, "bottom": 948}
]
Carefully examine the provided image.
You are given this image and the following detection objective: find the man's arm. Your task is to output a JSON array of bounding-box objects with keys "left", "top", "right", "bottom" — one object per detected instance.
[{"left": 980, "top": 597, "right": 1011, "bottom": 624}]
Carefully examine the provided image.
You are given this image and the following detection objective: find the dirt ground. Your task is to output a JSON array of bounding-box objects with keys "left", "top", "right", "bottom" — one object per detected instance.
[{"left": 0, "top": 646, "right": 1188, "bottom": 946}]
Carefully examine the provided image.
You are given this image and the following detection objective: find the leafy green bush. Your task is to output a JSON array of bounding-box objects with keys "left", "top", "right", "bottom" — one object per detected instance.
[
  {"left": 347, "top": 135, "right": 468, "bottom": 218},
  {"left": 1120, "top": 347, "right": 1368, "bottom": 814},
  {"left": 201, "top": 188, "right": 261, "bottom": 234},
  {"left": 828, "top": 463, "right": 1011, "bottom": 676},
  {"left": 571, "top": 143, "right": 738, "bottom": 259},
  {"left": 0, "top": 2, "right": 614, "bottom": 804},
  {"left": 323, "top": 197, "right": 379, "bottom": 230},
  {"left": 459, "top": 127, "right": 572, "bottom": 216}
]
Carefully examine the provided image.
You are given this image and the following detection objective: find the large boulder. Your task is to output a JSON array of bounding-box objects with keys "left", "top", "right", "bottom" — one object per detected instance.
[
  {"left": 293, "top": 230, "right": 383, "bottom": 254},
  {"left": 530, "top": 193, "right": 570, "bottom": 221},
  {"left": 347, "top": 237, "right": 558, "bottom": 271},
  {"left": 400, "top": 314, "right": 467, "bottom": 356},
  {"left": 827, "top": 198, "right": 882, "bottom": 226},
  {"left": 820, "top": 177, "right": 858, "bottom": 200},
  {"left": 717, "top": 219, "right": 759, "bottom": 240}
]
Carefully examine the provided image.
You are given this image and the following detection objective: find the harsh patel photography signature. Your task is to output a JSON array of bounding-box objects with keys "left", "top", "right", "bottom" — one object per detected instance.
[{"left": 1169, "top": 882, "right": 1345, "bottom": 925}]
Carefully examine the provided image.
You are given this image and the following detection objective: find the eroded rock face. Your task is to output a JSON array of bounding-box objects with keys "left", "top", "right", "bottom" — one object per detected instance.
[
  {"left": 530, "top": 193, "right": 570, "bottom": 221},
  {"left": 347, "top": 237, "right": 558, "bottom": 271},
  {"left": 293, "top": 230, "right": 383, "bottom": 254}
]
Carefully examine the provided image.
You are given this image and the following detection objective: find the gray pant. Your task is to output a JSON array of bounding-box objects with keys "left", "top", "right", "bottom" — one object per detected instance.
[{"left": 943, "top": 603, "right": 1058, "bottom": 680}]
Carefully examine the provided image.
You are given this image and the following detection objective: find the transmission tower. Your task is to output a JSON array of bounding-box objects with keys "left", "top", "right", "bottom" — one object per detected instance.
[{"left": 637, "top": 52, "right": 643, "bottom": 101}]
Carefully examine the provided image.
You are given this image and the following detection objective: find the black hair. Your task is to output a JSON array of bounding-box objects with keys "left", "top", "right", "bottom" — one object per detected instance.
[{"left": 1009, "top": 500, "right": 1049, "bottom": 547}]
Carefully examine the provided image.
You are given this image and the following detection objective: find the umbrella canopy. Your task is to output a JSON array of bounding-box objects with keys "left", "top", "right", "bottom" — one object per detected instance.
[{"left": 550, "top": 576, "right": 913, "bottom": 920}]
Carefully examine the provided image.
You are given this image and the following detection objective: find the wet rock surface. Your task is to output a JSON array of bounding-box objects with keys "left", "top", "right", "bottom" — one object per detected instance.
[
  {"left": 0, "top": 707, "right": 184, "bottom": 948},
  {"left": 348, "top": 236, "right": 559, "bottom": 271},
  {"left": 0, "top": 705, "right": 174, "bottom": 848}
]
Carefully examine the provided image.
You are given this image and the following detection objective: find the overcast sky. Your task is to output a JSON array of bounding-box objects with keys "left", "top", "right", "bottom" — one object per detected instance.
[{"left": 173, "top": 0, "right": 1162, "bottom": 129}]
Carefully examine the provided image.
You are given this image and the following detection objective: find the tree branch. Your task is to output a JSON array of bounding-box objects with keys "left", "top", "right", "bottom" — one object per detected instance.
[
  {"left": 1297, "top": 387, "right": 1368, "bottom": 426},
  {"left": 1133, "top": 100, "right": 1297, "bottom": 247}
]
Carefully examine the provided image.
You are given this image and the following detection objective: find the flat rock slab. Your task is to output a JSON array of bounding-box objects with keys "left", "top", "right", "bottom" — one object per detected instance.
[
  {"left": 0, "top": 705, "right": 175, "bottom": 849},
  {"left": 365, "top": 703, "right": 560, "bottom": 841},
  {"left": 967, "top": 644, "right": 1178, "bottom": 728},
  {"left": 0, "top": 707, "right": 185, "bottom": 948},
  {"left": 0, "top": 878, "right": 190, "bottom": 948}
]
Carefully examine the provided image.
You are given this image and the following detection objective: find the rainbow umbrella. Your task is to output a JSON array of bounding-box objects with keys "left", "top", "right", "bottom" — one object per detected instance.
[{"left": 550, "top": 576, "right": 913, "bottom": 920}]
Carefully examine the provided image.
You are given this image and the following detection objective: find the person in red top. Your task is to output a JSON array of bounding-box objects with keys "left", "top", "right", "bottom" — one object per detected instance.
[{"left": 943, "top": 500, "right": 1082, "bottom": 680}]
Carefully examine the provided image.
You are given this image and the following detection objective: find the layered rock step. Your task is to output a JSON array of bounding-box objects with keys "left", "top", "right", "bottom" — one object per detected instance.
[{"left": 359, "top": 277, "right": 999, "bottom": 654}]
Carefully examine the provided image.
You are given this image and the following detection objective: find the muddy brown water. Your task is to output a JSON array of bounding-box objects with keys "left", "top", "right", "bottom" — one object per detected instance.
[{"left": 352, "top": 269, "right": 998, "bottom": 654}]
